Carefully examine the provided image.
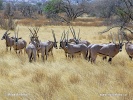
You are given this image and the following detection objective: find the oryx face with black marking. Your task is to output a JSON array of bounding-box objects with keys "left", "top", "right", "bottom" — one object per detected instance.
[
  {"left": 1, "top": 31, "right": 10, "bottom": 40},
  {"left": 1, "top": 30, "right": 15, "bottom": 51}
]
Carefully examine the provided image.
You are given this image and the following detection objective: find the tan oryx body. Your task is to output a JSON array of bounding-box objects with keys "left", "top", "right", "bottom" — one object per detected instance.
[
  {"left": 60, "top": 30, "right": 88, "bottom": 59},
  {"left": 66, "top": 43, "right": 88, "bottom": 59},
  {"left": 60, "top": 40, "right": 81, "bottom": 58},
  {"left": 26, "top": 27, "right": 41, "bottom": 62},
  {"left": 123, "top": 33, "right": 133, "bottom": 60},
  {"left": 1, "top": 30, "right": 14, "bottom": 51},
  {"left": 69, "top": 26, "right": 90, "bottom": 46},
  {"left": 125, "top": 42, "right": 133, "bottom": 60},
  {"left": 36, "top": 30, "right": 58, "bottom": 61},
  {"left": 13, "top": 28, "right": 27, "bottom": 54},
  {"left": 13, "top": 39, "right": 27, "bottom": 54},
  {"left": 69, "top": 38, "right": 90, "bottom": 46},
  {"left": 26, "top": 40, "right": 38, "bottom": 62},
  {"left": 90, "top": 32, "right": 124, "bottom": 63},
  {"left": 87, "top": 43, "right": 112, "bottom": 61}
]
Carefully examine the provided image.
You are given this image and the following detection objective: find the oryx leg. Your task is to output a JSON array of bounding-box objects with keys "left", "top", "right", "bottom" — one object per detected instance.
[
  {"left": 24, "top": 48, "right": 26, "bottom": 54},
  {"left": 90, "top": 52, "right": 97, "bottom": 63},
  {"left": 82, "top": 51, "right": 87, "bottom": 59},
  {"left": 46, "top": 54, "right": 48, "bottom": 60},
  {"left": 33, "top": 50, "right": 36, "bottom": 62},
  {"left": 28, "top": 51, "right": 32, "bottom": 62},
  {"left": 72, "top": 53, "right": 74, "bottom": 59},
  {"left": 88, "top": 55, "right": 91, "bottom": 61},
  {"left": 6, "top": 46, "right": 8, "bottom": 51},
  {"left": 41, "top": 50, "right": 45, "bottom": 61},
  {"left": 19, "top": 49, "right": 22, "bottom": 54},
  {"left": 51, "top": 49, "right": 53, "bottom": 56},
  {"left": 10, "top": 47, "right": 11, "bottom": 51},
  {"left": 37, "top": 51, "right": 39, "bottom": 58},
  {"left": 45, "top": 48, "right": 48, "bottom": 60},
  {"left": 103, "top": 56, "right": 107, "bottom": 60},
  {"left": 65, "top": 52, "right": 67, "bottom": 58},
  {"left": 15, "top": 50, "right": 17, "bottom": 54},
  {"left": 88, "top": 50, "right": 91, "bottom": 62},
  {"left": 108, "top": 57, "right": 112, "bottom": 63},
  {"left": 41, "top": 54, "right": 44, "bottom": 62},
  {"left": 129, "top": 56, "right": 132, "bottom": 60}
]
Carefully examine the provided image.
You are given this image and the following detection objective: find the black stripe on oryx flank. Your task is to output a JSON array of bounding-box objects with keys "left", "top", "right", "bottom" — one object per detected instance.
[
  {"left": 67, "top": 51, "right": 81, "bottom": 54},
  {"left": 98, "top": 52, "right": 114, "bottom": 58},
  {"left": 98, "top": 52, "right": 109, "bottom": 56},
  {"left": 74, "top": 51, "right": 81, "bottom": 53}
]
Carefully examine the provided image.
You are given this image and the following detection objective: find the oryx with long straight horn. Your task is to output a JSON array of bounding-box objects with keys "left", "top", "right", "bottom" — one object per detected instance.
[
  {"left": 69, "top": 26, "right": 90, "bottom": 46},
  {"left": 60, "top": 30, "right": 88, "bottom": 59},
  {"left": 26, "top": 27, "right": 40, "bottom": 62},
  {"left": 124, "top": 32, "right": 133, "bottom": 60},
  {"left": 37, "top": 29, "right": 58, "bottom": 61},
  {"left": 13, "top": 27, "right": 27, "bottom": 54},
  {"left": 1, "top": 29, "right": 15, "bottom": 51},
  {"left": 90, "top": 31, "right": 124, "bottom": 63}
]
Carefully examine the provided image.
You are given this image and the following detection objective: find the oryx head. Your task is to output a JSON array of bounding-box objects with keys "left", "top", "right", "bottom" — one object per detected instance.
[
  {"left": 110, "top": 31, "right": 124, "bottom": 52},
  {"left": 28, "top": 27, "right": 40, "bottom": 42},
  {"left": 1, "top": 30, "right": 10, "bottom": 40}
]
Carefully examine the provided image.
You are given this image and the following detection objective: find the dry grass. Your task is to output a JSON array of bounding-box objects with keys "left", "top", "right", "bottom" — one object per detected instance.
[
  {"left": 17, "top": 17, "right": 104, "bottom": 27},
  {"left": 0, "top": 25, "right": 133, "bottom": 100}
]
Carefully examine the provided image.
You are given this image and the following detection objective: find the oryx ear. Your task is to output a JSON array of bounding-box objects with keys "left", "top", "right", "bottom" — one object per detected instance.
[{"left": 18, "top": 37, "right": 22, "bottom": 39}]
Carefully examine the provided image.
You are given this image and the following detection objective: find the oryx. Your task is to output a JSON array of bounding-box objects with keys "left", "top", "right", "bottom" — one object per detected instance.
[
  {"left": 123, "top": 33, "right": 133, "bottom": 60},
  {"left": 60, "top": 30, "right": 88, "bottom": 59},
  {"left": 26, "top": 27, "right": 40, "bottom": 62},
  {"left": 1, "top": 30, "right": 14, "bottom": 51},
  {"left": 90, "top": 32, "right": 124, "bottom": 63},
  {"left": 13, "top": 28, "right": 27, "bottom": 54},
  {"left": 87, "top": 42, "right": 112, "bottom": 61},
  {"left": 37, "top": 29, "right": 58, "bottom": 61},
  {"left": 69, "top": 26, "right": 90, "bottom": 46}
]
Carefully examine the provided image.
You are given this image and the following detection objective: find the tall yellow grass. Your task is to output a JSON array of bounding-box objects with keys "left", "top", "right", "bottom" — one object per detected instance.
[{"left": 0, "top": 26, "right": 133, "bottom": 100}]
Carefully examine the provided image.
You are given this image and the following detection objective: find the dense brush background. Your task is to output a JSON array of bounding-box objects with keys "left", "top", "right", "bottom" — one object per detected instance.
[{"left": 0, "top": 24, "right": 133, "bottom": 100}]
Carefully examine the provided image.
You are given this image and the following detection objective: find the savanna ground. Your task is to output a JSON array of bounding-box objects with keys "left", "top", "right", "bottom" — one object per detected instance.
[{"left": 0, "top": 18, "right": 133, "bottom": 100}]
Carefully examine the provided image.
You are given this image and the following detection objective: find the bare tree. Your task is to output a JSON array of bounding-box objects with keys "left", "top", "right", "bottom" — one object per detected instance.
[
  {"left": 44, "top": 0, "right": 90, "bottom": 24},
  {"left": 98, "top": 0, "right": 133, "bottom": 34},
  {"left": 1, "top": 2, "right": 16, "bottom": 30}
]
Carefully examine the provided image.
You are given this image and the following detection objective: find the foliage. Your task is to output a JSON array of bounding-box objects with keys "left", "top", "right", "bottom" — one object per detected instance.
[{"left": 44, "top": 0, "right": 62, "bottom": 13}]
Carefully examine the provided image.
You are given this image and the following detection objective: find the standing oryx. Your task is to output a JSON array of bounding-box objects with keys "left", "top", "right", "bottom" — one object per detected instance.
[
  {"left": 59, "top": 30, "right": 69, "bottom": 57},
  {"left": 13, "top": 28, "right": 27, "bottom": 54},
  {"left": 87, "top": 42, "right": 112, "bottom": 61},
  {"left": 26, "top": 27, "right": 40, "bottom": 62},
  {"left": 1, "top": 30, "right": 14, "bottom": 51},
  {"left": 60, "top": 30, "right": 88, "bottom": 59},
  {"left": 123, "top": 33, "right": 133, "bottom": 60},
  {"left": 69, "top": 26, "right": 90, "bottom": 46},
  {"left": 90, "top": 32, "right": 124, "bottom": 63},
  {"left": 125, "top": 42, "right": 133, "bottom": 60},
  {"left": 37, "top": 29, "right": 58, "bottom": 61}
]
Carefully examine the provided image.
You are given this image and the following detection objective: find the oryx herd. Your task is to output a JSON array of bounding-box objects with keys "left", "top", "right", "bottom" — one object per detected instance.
[{"left": 1, "top": 26, "right": 133, "bottom": 64}]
